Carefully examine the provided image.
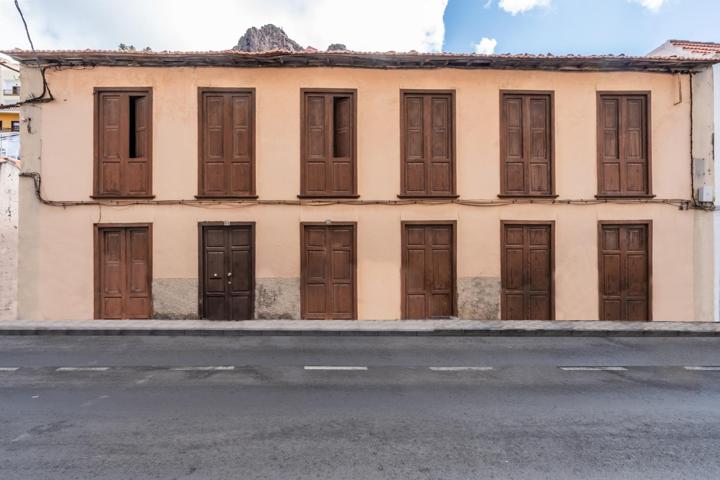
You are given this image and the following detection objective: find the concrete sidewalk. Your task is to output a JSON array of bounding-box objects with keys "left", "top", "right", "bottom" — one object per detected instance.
[{"left": 0, "top": 319, "right": 718, "bottom": 336}]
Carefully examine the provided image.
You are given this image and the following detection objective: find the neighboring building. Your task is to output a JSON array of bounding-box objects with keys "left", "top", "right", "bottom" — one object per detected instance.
[
  {"left": 4, "top": 49, "right": 720, "bottom": 321},
  {"left": 0, "top": 56, "right": 21, "bottom": 132},
  {"left": 650, "top": 40, "right": 720, "bottom": 322}
]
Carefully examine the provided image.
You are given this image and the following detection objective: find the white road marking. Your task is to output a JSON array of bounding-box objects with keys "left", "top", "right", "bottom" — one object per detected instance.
[
  {"left": 560, "top": 366, "right": 627, "bottom": 371},
  {"left": 429, "top": 367, "right": 494, "bottom": 371},
  {"left": 170, "top": 366, "right": 235, "bottom": 371},
  {"left": 0, "top": 367, "right": 19, "bottom": 372},
  {"left": 55, "top": 367, "right": 110, "bottom": 372},
  {"left": 304, "top": 366, "right": 368, "bottom": 371},
  {"left": 684, "top": 366, "right": 720, "bottom": 371}
]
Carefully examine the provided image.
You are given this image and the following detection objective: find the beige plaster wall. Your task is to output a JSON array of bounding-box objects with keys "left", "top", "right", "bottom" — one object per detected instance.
[{"left": 17, "top": 66, "right": 706, "bottom": 321}]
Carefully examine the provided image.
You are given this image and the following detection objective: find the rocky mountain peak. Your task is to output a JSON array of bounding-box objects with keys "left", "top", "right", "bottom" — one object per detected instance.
[{"left": 232, "top": 24, "right": 303, "bottom": 52}]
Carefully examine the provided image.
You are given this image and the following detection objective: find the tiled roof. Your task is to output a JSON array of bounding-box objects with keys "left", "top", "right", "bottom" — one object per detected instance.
[
  {"left": 666, "top": 40, "right": 720, "bottom": 57},
  {"left": 2, "top": 49, "right": 716, "bottom": 72}
]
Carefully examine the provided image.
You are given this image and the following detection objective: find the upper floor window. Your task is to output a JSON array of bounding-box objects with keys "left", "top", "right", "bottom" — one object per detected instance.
[
  {"left": 499, "top": 91, "right": 554, "bottom": 197},
  {"left": 300, "top": 89, "right": 357, "bottom": 198},
  {"left": 400, "top": 90, "right": 456, "bottom": 198},
  {"left": 198, "top": 88, "right": 256, "bottom": 198},
  {"left": 597, "top": 92, "right": 651, "bottom": 197},
  {"left": 94, "top": 88, "right": 152, "bottom": 198}
]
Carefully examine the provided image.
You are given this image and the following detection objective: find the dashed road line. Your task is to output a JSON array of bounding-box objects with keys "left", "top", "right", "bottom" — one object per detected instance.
[
  {"left": 170, "top": 366, "right": 235, "bottom": 371},
  {"left": 684, "top": 366, "right": 720, "bottom": 371},
  {"left": 559, "top": 366, "right": 627, "bottom": 371},
  {"left": 0, "top": 367, "right": 19, "bottom": 372},
  {"left": 55, "top": 367, "right": 110, "bottom": 372},
  {"left": 429, "top": 366, "right": 494, "bottom": 371},
  {"left": 304, "top": 366, "right": 368, "bottom": 371}
]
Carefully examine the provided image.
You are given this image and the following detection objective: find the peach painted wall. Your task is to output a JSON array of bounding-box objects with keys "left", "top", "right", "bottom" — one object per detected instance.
[{"left": 17, "top": 66, "right": 703, "bottom": 320}]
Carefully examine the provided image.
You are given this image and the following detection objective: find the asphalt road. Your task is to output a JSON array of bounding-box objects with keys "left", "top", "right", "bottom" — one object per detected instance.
[{"left": 0, "top": 336, "right": 719, "bottom": 479}]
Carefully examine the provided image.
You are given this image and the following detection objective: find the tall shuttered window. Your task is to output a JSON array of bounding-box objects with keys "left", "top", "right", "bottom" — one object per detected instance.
[
  {"left": 500, "top": 92, "right": 554, "bottom": 197},
  {"left": 198, "top": 88, "right": 256, "bottom": 198},
  {"left": 300, "top": 89, "right": 357, "bottom": 197},
  {"left": 94, "top": 88, "right": 152, "bottom": 198},
  {"left": 400, "top": 91, "right": 456, "bottom": 198},
  {"left": 597, "top": 93, "right": 651, "bottom": 197}
]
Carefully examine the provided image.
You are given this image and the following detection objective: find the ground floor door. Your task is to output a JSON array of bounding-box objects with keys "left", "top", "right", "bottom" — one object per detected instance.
[
  {"left": 95, "top": 224, "right": 152, "bottom": 319},
  {"left": 598, "top": 222, "right": 651, "bottom": 321},
  {"left": 301, "top": 223, "right": 357, "bottom": 319},
  {"left": 401, "top": 222, "right": 456, "bottom": 319},
  {"left": 199, "top": 223, "right": 255, "bottom": 320},
  {"left": 501, "top": 222, "right": 554, "bottom": 320}
]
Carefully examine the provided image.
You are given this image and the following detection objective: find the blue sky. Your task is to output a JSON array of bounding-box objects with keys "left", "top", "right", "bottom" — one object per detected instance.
[
  {"left": 0, "top": 0, "right": 717, "bottom": 55},
  {"left": 443, "top": 0, "right": 720, "bottom": 55}
]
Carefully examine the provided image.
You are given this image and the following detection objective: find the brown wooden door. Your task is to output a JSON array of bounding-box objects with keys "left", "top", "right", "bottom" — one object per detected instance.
[
  {"left": 200, "top": 223, "right": 255, "bottom": 320},
  {"left": 301, "top": 224, "right": 356, "bottom": 319},
  {"left": 402, "top": 223, "right": 456, "bottom": 319},
  {"left": 95, "top": 225, "right": 152, "bottom": 319},
  {"left": 598, "top": 222, "right": 651, "bottom": 321},
  {"left": 501, "top": 222, "right": 554, "bottom": 320}
]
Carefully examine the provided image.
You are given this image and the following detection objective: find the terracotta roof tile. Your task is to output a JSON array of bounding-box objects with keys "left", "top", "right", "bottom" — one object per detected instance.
[
  {"left": 2, "top": 48, "right": 716, "bottom": 72},
  {"left": 667, "top": 40, "right": 720, "bottom": 56}
]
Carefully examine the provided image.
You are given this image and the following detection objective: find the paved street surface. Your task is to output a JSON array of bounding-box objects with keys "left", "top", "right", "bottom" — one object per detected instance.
[{"left": 1, "top": 336, "right": 719, "bottom": 479}]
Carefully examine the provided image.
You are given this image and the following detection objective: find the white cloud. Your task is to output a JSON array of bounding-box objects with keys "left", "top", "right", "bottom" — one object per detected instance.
[
  {"left": 498, "top": 0, "right": 551, "bottom": 15},
  {"left": 474, "top": 37, "right": 497, "bottom": 54},
  {"left": 0, "top": 0, "right": 448, "bottom": 52},
  {"left": 627, "top": 0, "right": 666, "bottom": 11}
]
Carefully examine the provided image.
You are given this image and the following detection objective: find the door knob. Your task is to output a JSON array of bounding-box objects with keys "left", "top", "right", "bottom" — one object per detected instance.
[{"left": 227, "top": 272, "right": 232, "bottom": 277}]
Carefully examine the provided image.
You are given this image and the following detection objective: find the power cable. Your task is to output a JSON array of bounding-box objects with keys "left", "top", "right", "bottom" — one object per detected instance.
[{"left": 0, "top": 0, "right": 54, "bottom": 110}]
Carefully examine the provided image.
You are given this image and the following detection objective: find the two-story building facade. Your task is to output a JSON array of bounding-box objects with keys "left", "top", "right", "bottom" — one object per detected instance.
[{"left": 6, "top": 49, "right": 719, "bottom": 321}]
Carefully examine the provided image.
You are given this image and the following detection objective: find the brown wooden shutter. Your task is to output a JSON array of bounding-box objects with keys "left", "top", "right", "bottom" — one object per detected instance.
[
  {"left": 97, "top": 92, "right": 124, "bottom": 196},
  {"left": 500, "top": 92, "right": 553, "bottom": 196},
  {"left": 127, "top": 95, "right": 150, "bottom": 195},
  {"left": 401, "top": 91, "right": 455, "bottom": 197},
  {"left": 301, "top": 90, "right": 356, "bottom": 197},
  {"left": 199, "top": 89, "right": 255, "bottom": 197},
  {"left": 597, "top": 93, "right": 650, "bottom": 196},
  {"left": 95, "top": 89, "right": 152, "bottom": 197},
  {"left": 303, "top": 94, "right": 329, "bottom": 195}
]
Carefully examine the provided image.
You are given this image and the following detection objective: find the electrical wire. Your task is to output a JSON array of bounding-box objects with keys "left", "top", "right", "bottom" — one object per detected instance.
[
  {"left": 19, "top": 171, "right": 702, "bottom": 210},
  {"left": 0, "top": 0, "right": 54, "bottom": 111}
]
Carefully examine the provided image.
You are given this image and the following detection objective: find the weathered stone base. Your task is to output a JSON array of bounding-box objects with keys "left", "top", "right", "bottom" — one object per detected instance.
[
  {"left": 255, "top": 278, "right": 301, "bottom": 319},
  {"left": 0, "top": 162, "right": 18, "bottom": 321},
  {"left": 457, "top": 277, "right": 501, "bottom": 320},
  {"left": 152, "top": 278, "right": 198, "bottom": 319}
]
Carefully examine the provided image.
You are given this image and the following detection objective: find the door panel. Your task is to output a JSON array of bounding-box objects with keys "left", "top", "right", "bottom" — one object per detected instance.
[
  {"left": 501, "top": 223, "right": 553, "bottom": 320},
  {"left": 96, "top": 225, "right": 152, "bottom": 319},
  {"left": 599, "top": 223, "right": 650, "bottom": 321},
  {"left": 402, "top": 223, "right": 455, "bottom": 319},
  {"left": 200, "top": 224, "right": 255, "bottom": 320},
  {"left": 301, "top": 224, "right": 356, "bottom": 319}
]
